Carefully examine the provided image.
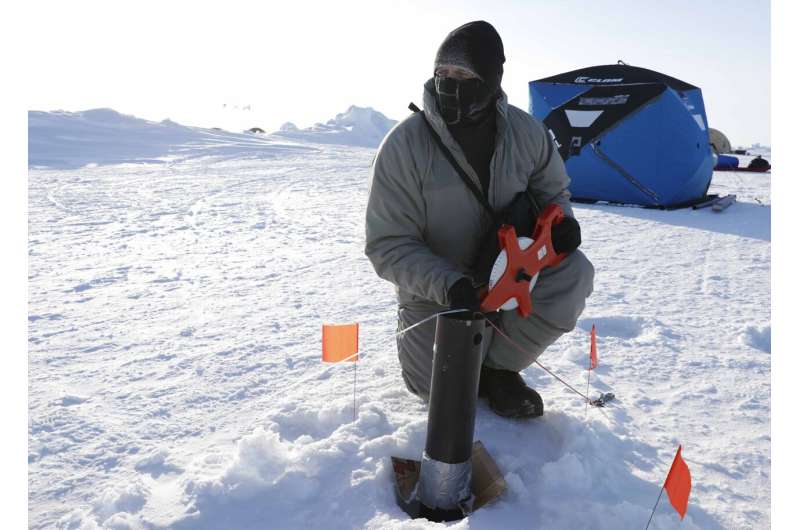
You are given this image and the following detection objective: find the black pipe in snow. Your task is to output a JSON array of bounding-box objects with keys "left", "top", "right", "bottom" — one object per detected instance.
[
  {"left": 416, "top": 311, "right": 485, "bottom": 520},
  {"left": 425, "top": 311, "right": 484, "bottom": 462}
]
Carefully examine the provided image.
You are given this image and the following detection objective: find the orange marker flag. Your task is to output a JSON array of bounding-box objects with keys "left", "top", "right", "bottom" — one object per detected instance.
[
  {"left": 322, "top": 323, "right": 359, "bottom": 363},
  {"left": 589, "top": 324, "right": 598, "bottom": 370},
  {"left": 664, "top": 445, "right": 692, "bottom": 520}
]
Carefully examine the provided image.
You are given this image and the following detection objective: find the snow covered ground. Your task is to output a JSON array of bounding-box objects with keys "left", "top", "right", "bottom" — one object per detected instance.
[{"left": 28, "top": 111, "right": 770, "bottom": 529}]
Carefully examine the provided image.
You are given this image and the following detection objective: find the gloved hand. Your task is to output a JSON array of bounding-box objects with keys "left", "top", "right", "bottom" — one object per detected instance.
[
  {"left": 551, "top": 216, "right": 581, "bottom": 255},
  {"left": 448, "top": 277, "right": 482, "bottom": 312}
]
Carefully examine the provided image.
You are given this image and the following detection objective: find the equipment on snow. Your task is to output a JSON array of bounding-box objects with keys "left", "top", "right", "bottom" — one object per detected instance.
[
  {"left": 713, "top": 154, "right": 770, "bottom": 173},
  {"left": 391, "top": 311, "right": 506, "bottom": 521},
  {"left": 714, "top": 154, "right": 740, "bottom": 170},
  {"left": 748, "top": 155, "right": 771, "bottom": 171},
  {"left": 692, "top": 194, "right": 736, "bottom": 212},
  {"left": 589, "top": 392, "right": 616, "bottom": 407},
  {"left": 691, "top": 194, "right": 721, "bottom": 210},
  {"left": 480, "top": 203, "right": 567, "bottom": 317},
  {"left": 711, "top": 194, "right": 736, "bottom": 212},
  {"left": 714, "top": 165, "right": 770, "bottom": 173}
]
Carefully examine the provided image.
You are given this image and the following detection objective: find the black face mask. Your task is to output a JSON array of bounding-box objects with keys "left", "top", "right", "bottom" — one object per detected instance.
[{"left": 434, "top": 76, "right": 496, "bottom": 125}]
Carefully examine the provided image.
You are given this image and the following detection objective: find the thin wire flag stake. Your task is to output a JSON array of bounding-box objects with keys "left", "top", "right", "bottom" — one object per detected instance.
[
  {"left": 353, "top": 358, "right": 357, "bottom": 422},
  {"left": 321, "top": 323, "right": 360, "bottom": 422},
  {"left": 585, "top": 323, "right": 597, "bottom": 419},
  {"left": 585, "top": 364, "right": 591, "bottom": 418},
  {"left": 644, "top": 485, "right": 666, "bottom": 530}
]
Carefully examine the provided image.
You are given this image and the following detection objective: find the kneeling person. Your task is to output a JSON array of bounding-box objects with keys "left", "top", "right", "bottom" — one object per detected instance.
[{"left": 364, "top": 21, "right": 594, "bottom": 418}]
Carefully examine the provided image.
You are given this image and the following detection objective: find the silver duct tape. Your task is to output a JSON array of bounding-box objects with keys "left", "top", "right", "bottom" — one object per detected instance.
[{"left": 417, "top": 451, "right": 473, "bottom": 510}]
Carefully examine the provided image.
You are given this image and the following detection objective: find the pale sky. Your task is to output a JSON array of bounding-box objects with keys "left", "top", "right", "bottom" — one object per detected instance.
[{"left": 26, "top": 0, "right": 770, "bottom": 146}]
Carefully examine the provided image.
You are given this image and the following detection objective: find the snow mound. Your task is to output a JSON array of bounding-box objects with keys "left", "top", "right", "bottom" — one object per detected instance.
[
  {"left": 739, "top": 324, "right": 770, "bottom": 352},
  {"left": 63, "top": 405, "right": 724, "bottom": 530},
  {"left": 58, "top": 479, "right": 149, "bottom": 530},
  {"left": 271, "top": 106, "right": 397, "bottom": 148},
  {"left": 29, "top": 108, "right": 311, "bottom": 169}
]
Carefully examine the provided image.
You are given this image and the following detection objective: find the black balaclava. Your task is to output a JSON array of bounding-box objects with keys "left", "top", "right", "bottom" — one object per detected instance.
[{"left": 433, "top": 21, "right": 505, "bottom": 125}]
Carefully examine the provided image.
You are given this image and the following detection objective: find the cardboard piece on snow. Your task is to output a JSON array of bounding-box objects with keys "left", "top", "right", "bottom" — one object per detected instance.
[
  {"left": 391, "top": 440, "right": 506, "bottom": 518},
  {"left": 469, "top": 441, "right": 507, "bottom": 509}
]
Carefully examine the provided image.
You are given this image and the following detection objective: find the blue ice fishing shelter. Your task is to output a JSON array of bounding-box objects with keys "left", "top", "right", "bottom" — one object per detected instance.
[{"left": 530, "top": 64, "right": 714, "bottom": 207}]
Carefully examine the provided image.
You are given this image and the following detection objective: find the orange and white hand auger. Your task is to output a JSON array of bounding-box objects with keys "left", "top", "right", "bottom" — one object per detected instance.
[{"left": 480, "top": 203, "right": 568, "bottom": 317}]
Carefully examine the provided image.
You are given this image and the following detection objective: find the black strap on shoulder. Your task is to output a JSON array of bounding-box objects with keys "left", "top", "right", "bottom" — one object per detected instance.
[
  {"left": 536, "top": 131, "right": 555, "bottom": 178},
  {"left": 408, "top": 101, "right": 557, "bottom": 219},
  {"left": 524, "top": 129, "right": 556, "bottom": 214},
  {"left": 408, "top": 102, "right": 496, "bottom": 220}
]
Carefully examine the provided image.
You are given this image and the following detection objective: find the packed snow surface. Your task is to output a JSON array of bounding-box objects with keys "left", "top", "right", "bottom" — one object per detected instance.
[{"left": 29, "top": 110, "right": 770, "bottom": 529}]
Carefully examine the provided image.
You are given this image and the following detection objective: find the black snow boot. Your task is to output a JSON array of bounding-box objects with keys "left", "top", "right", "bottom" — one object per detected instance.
[{"left": 478, "top": 365, "right": 544, "bottom": 418}]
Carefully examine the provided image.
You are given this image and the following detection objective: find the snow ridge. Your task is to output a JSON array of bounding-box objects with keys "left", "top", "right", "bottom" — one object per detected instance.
[
  {"left": 270, "top": 105, "right": 398, "bottom": 148},
  {"left": 28, "top": 108, "right": 311, "bottom": 169}
]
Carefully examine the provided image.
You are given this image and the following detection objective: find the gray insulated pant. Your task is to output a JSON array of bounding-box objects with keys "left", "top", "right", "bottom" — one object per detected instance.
[{"left": 396, "top": 250, "right": 594, "bottom": 401}]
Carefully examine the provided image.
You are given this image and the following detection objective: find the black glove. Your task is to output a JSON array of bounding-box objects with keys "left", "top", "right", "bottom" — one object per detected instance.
[
  {"left": 551, "top": 216, "right": 581, "bottom": 255},
  {"left": 447, "top": 278, "right": 481, "bottom": 312}
]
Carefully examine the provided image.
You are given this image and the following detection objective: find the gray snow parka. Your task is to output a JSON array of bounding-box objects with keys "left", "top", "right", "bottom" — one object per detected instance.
[{"left": 365, "top": 79, "right": 573, "bottom": 311}]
